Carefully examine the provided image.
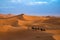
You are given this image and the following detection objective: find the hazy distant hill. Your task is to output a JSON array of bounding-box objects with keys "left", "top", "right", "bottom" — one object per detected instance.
[{"left": 0, "top": 14, "right": 15, "bottom": 18}]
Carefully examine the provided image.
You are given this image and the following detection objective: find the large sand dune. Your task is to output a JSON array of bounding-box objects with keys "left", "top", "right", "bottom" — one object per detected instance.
[{"left": 0, "top": 14, "right": 60, "bottom": 40}]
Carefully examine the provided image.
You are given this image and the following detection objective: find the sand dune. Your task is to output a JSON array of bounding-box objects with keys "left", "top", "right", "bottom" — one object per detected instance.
[
  {"left": 0, "top": 30, "right": 55, "bottom": 40},
  {"left": 46, "top": 30, "right": 60, "bottom": 40},
  {"left": 0, "top": 14, "right": 60, "bottom": 40}
]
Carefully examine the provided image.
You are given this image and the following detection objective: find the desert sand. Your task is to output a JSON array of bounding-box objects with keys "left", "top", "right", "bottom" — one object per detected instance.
[
  {"left": 0, "top": 14, "right": 60, "bottom": 40},
  {"left": 46, "top": 30, "right": 60, "bottom": 40}
]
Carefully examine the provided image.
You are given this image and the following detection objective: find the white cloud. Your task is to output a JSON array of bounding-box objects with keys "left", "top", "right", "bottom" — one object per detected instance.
[
  {"left": 27, "top": 2, "right": 48, "bottom": 5},
  {"left": 10, "top": 0, "right": 48, "bottom": 5},
  {"left": 10, "top": 0, "right": 57, "bottom": 4}
]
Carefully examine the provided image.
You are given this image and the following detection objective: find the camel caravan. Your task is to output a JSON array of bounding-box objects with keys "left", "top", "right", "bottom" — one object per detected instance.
[
  {"left": 28, "top": 25, "right": 46, "bottom": 31},
  {"left": 32, "top": 26, "right": 45, "bottom": 31}
]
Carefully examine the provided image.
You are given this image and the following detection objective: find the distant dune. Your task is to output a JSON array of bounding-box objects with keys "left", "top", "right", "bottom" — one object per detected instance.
[{"left": 0, "top": 14, "right": 15, "bottom": 18}]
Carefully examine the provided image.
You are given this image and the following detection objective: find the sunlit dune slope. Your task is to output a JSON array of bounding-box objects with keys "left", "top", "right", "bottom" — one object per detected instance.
[
  {"left": 23, "top": 14, "right": 49, "bottom": 21},
  {"left": 0, "top": 14, "right": 60, "bottom": 32},
  {"left": 0, "top": 14, "right": 49, "bottom": 26}
]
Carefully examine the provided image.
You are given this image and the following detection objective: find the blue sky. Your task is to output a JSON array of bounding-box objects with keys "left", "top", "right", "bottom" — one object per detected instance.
[{"left": 0, "top": 0, "right": 60, "bottom": 16}]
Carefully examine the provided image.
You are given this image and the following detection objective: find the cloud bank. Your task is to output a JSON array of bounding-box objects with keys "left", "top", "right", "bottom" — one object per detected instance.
[
  {"left": 10, "top": 0, "right": 48, "bottom": 5},
  {"left": 27, "top": 2, "right": 48, "bottom": 5}
]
